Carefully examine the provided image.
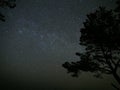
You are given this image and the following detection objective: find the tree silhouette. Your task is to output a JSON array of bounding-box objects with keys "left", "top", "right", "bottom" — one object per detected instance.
[
  {"left": 0, "top": 0, "right": 16, "bottom": 22},
  {"left": 62, "top": 4, "right": 120, "bottom": 89},
  {"left": 115, "top": 0, "right": 120, "bottom": 19}
]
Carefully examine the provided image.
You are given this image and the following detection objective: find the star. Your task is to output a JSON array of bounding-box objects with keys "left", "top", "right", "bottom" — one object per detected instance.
[{"left": 18, "top": 30, "right": 23, "bottom": 34}]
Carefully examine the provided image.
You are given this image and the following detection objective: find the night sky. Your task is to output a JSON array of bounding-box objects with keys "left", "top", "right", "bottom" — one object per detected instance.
[{"left": 0, "top": 0, "right": 117, "bottom": 90}]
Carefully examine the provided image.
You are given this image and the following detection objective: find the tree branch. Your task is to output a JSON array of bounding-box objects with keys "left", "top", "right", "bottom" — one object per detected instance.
[
  {"left": 115, "top": 59, "right": 120, "bottom": 72},
  {"left": 100, "top": 45, "right": 114, "bottom": 71},
  {"left": 111, "top": 83, "right": 120, "bottom": 90}
]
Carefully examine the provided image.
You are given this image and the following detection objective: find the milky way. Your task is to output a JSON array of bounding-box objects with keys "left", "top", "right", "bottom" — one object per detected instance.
[{"left": 0, "top": 0, "right": 117, "bottom": 89}]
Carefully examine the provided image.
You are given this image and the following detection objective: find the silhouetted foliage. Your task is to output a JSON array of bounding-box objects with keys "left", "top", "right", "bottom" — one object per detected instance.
[
  {"left": 62, "top": 1, "right": 120, "bottom": 89},
  {"left": 115, "top": 0, "right": 120, "bottom": 19},
  {"left": 0, "top": 0, "right": 16, "bottom": 21}
]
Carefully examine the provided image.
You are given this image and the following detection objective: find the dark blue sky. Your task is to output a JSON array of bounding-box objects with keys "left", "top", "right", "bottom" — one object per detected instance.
[{"left": 0, "top": 0, "right": 117, "bottom": 89}]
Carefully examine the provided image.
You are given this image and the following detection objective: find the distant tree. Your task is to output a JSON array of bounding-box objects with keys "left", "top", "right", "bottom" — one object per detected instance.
[
  {"left": 0, "top": 0, "right": 16, "bottom": 21},
  {"left": 62, "top": 6, "right": 120, "bottom": 89}
]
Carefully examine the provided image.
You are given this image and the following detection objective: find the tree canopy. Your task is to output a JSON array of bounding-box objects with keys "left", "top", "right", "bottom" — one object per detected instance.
[
  {"left": 62, "top": 0, "right": 120, "bottom": 89},
  {"left": 0, "top": 0, "right": 16, "bottom": 21}
]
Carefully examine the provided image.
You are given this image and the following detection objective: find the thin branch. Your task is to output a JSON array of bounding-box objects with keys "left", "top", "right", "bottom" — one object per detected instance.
[
  {"left": 111, "top": 83, "right": 120, "bottom": 90},
  {"left": 109, "top": 48, "right": 116, "bottom": 67},
  {"left": 115, "top": 59, "right": 120, "bottom": 72}
]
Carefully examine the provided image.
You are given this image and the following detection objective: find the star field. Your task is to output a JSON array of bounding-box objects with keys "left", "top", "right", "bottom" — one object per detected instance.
[{"left": 0, "top": 0, "right": 117, "bottom": 89}]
